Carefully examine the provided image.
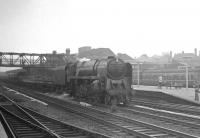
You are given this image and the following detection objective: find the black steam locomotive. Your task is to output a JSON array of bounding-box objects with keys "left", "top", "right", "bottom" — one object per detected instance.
[{"left": 7, "top": 56, "right": 133, "bottom": 105}]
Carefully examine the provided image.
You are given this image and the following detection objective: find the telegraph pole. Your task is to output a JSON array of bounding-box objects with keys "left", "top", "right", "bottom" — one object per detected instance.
[
  {"left": 179, "top": 65, "right": 189, "bottom": 90},
  {"left": 186, "top": 65, "right": 188, "bottom": 90},
  {"left": 137, "top": 63, "right": 140, "bottom": 87}
]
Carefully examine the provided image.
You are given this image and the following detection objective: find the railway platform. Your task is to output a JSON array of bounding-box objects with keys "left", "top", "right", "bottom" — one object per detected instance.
[{"left": 132, "top": 85, "right": 200, "bottom": 105}]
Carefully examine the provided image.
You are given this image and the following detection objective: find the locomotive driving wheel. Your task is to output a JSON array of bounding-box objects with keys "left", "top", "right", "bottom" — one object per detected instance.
[
  {"left": 124, "top": 90, "right": 133, "bottom": 106},
  {"left": 110, "top": 96, "right": 117, "bottom": 112},
  {"left": 123, "top": 97, "right": 130, "bottom": 106},
  {"left": 105, "top": 93, "right": 111, "bottom": 105}
]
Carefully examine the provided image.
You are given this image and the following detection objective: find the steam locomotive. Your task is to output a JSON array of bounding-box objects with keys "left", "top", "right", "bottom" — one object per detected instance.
[{"left": 7, "top": 56, "right": 133, "bottom": 105}]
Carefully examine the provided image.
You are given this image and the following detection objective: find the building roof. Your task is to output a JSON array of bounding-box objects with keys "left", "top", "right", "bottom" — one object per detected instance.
[
  {"left": 173, "top": 53, "right": 200, "bottom": 68},
  {"left": 174, "top": 53, "right": 196, "bottom": 59},
  {"left": 117, "top": 53, "right": 133, "bottom": 60},
  {"left": 78, "top": 48, "right": 115, "bottom": 59}
]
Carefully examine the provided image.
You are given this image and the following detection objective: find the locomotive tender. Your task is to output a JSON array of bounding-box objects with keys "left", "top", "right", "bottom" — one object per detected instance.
[{"left": 7, "top": 56, "right": 133, "bottom": 105}]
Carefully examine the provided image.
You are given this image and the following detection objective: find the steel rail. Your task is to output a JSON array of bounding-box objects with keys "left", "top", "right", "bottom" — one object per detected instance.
[
  {"left": 0, "top": 106, "right": 58, "bottom": 138},
  {"left": 131, "top": 98, "right": 200, "bottom": 116},
  {"left": 119, "top": 106, "right": 200, "bottom": 129},
  {"left": 127, "top": 104, "right": 200, "bottom": 125},
  {"left": 21, "top": 105, "right": 111, "bottom": 138},
  {"left": 9, "top": 86, "right": 200, "bottom": 138},
  {"left": 1, "top": 85, "right": 156, "bottom": 138},
  {"left": 0, "top": 111, "right": 16, "bottom": 138},
  {"left": 0, "top": 90, "right": 111, "bottom": 138},
  {"left": 0, "top": 94, "right": 61, "bottom": 137}
]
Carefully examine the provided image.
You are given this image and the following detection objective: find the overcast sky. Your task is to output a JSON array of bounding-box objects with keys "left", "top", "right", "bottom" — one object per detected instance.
[{"left": 0, "top": 0, "right": 200, "bottom": 58}]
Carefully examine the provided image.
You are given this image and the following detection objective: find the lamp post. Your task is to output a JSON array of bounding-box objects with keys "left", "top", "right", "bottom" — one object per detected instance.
[
  {"left": 179, "top": 64, "right": 189, "bottom": 90},
  {"left": 137, "top": 63, "right": 140, "bottom": 87},
  {"left": 186, "top": 65, "right": 188, "bottom": 90},
  {"left": 137, "top": 62, "right": 142, "bottom": 87}
]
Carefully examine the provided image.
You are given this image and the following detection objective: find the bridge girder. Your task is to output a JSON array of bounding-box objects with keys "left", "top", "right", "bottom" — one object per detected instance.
[{"left": 0, "top": 52, "right": 68, "bottom": 68}]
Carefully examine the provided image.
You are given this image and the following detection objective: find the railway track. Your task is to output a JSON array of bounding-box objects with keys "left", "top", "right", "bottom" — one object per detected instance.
[
  {"left": 131, "top": 98, "right": 200, "bottom": 116},
  {"left": 116, "top": 105, "right": 200, "bottom": 134},
  {"left": 0, "top": 95, "right": 58, "bottom": 138},
  {"left": 21, "top": 106, "right": 110, "bottom": 138},
  {"left": 0, "top": 94, "right": 110, "bottom": 138},
  {"left": 91, "top": 99, "right": 200, "bottom": 134},
  {"left": 0, "top": 110, "right": 58, "bottom": 138},
  {"left": 1, "top": 85, "right": 130, "bottom": 137},
  {"left": 3, "top": 84, "right": 200, "bottom": 138},
  {"left": 134, "top": 90, "right": 200, "bottom": 106}
]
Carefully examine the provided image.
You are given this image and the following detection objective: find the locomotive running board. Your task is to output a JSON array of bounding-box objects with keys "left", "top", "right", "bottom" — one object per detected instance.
[{"left": 69, "top": 76, "right": 100, "bottom": 80}]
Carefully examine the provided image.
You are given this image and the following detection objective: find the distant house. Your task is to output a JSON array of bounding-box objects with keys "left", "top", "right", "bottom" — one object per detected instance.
[
  {"left": 117, "top": 53, "right": 133, "bottom": 60},
  {"left": 137, "top": 54, "right": 171, "bottom": 64},
  {"left": 174, "top": 52, "right": 200, "bottom": 68},
  {"left": 117, "top": 53, "right": 136, "bottom": 64},
  {"left": 174, "top": 53, "right": 196, "bottom": 60},
  {"left": 78, "top": 47, "right": 115, "bottom": 59}
]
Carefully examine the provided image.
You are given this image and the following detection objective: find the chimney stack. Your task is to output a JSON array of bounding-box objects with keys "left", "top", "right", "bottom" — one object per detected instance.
[
  {"left": 194, "top": 48, "right": 197, "bottom": 56},
  {"left": 66, "top": 48, "right": 70, "bottom": 56},
  {"left": 52, "top": 50, "right": 57, "bottom": 54},
  {"left": 169, "top": 51, "right": 173, "bottom": 62},
  {"left": 170, "top": 51, "right": 172, "bottom": 58}
]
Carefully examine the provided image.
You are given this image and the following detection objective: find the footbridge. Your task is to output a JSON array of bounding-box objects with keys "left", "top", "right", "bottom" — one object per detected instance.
[{"left": 0, "top": 52, "right": 68, "bottom": 68}]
